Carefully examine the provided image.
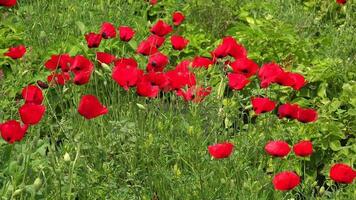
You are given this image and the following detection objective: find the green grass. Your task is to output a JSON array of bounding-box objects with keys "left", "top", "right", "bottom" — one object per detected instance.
[{"left": 0, "top": 0, "right": 355, "bottom": 199}]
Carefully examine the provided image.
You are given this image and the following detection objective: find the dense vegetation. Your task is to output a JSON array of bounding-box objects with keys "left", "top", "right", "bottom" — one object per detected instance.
[{"left": 0, "top": 0, "right": 355, "bottom": 199}]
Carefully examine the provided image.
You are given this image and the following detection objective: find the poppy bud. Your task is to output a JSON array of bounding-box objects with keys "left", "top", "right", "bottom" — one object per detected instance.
[
  {"left": 4, "top": 45, "right": 26, "bottom": 59},
  {"left": 64, "top": 152, "right": 71, "bottom": 162}
]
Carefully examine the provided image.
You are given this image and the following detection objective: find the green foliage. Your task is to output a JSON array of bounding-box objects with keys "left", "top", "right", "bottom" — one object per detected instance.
[{"left": 0, "top": 0, "right": 355, "bottom": 199}]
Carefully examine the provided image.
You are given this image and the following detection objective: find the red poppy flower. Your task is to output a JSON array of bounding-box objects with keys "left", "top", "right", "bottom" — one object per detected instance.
[
  {"left": 19, "top": 104, "right": 46, "bottom": 125},
  {"left": 100, "top": 22, "right": 116, "bottom": 39},
  {"left": 296, "top": 108, "right": 318, "bottom": 123},
  {"left": 150, "top": 20, "right": 173, "bottom": 37},
  {"left": 96, "top": 52, "right": 116, "bottom": 64},
  {"left": 275, "top": 72, "right": 306, "bottom": 90},
  {"left": 289, "top": 73, "right": 306, "bottom": 90},
  {"left": 208, "top": 142, "right": 234, "bottom": 159},
  {"left": 47, "top": 72, "right": 71, "bottom": 86},
  {"left": 274, "top": 72, "right": 294, "bottom": 87},
  {"left": 149, "top": 0, "right": 157, "bottom": 5},
  {"left": 0, "top": 0, "right": 17, "bottom": 7},
  {"left": 230, "top": 58, "right": 259, "bottom": 78},
  {"left": 293, "top": 140, "right": 313, "bottom": 157},
  {"left": 78, "top": 95, "right": 108, "bottom": 120},
  {"left": 118, "top": 26, "right": 135, "bottom": 42},
  {"left": 258, "top": 63, "right": 284, "bottom": 88},
  {"left": 73, "top": 71, "right": 92, "bottom": 85},
  {"left": 166, "top": 65, "right": 196, "bottom": 90},
  {"left": 170, "top": 35, "right": 189, "bottom": 51},
  {"left": 146, "top": 72, "right": 170, "bottom": 91},
  {"left": 84, "top": 32, "right": 102, "bottom": 48},
  {"left": 212, "top": 36, "right": 247, "bottom": 60},
  {"left": 336, "top": 0, "right": 347, "bottom": 5},
  {"left": 176, "top": 86, "right": 212, "bottom": 103},
  {"left": 265, "top": 140, "right": 291, "bottom": 157},
  {"left": 278, "top": 103, "right": 300, "bottom": 119},
  {"left": 44, "top": 54, "right": 72, "bottom": 72},
  {"left": 114, "top": 57, "right": 138, "bottom": 68},
  {"left": 70, "top": 55, "right": 94, "bottom": 85},
  {"left": 191, "top": 57, "right": 214, "bottom": 69},
  {"left": 146, "top": 34, "right": 165, "bottom": 48},
  {"left": 172, "top": 11, "right": 185, "bottom": 26},
  {"left": 147, "top": 52, "right": 169, "bottom": 72},
  {"left": 330, "top": 163, "right": 356, "bottom": 184},
  {"left": 273, "top": 171, "right": 300, "bottom": 191},
  {"left": 0, "top": 120, "right": 28, "bottom": 144},
  {"left": 4, "top": 45, "right": 26, "bottom": 59},
  {"left": 137, "top": 40, "right": 158, "bottom": 56},
  {"left": 136, "top": 75, "right": 160, "bottom": 98},
  {"left": 251, "top": 97, "right": 276, "bottom": 115},
  {"left": 175, "top": 60, "right": 191, "bottom": 71},
  {"left": 22, "top": 85, "right": 43, "bottom": 105},
  {"left": 228, "top": 73, "right": 250, "bottom": 90},
  {"left": 70, "top": 55, "right": 94, "bottom": 75},
  {"left": 112, "top": 58, "right": 143, "bottom": 90}
]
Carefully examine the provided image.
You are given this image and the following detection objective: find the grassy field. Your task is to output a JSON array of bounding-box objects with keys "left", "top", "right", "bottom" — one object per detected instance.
[{"left": 0, "top": 0, "right": 355, "bottom": 199}]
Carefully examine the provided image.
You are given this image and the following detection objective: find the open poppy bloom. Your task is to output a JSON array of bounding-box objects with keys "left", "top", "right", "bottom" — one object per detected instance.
[
  {"left": 73, "top": 71, "right": 93, "bottom": 85},
  {"left": 228, "top": 73, "right": 250, "bottom": 90},
  {"left": 47, "top": 72, "right": 71, "bottom": 86},
  {"left": 278, "top": 103, "right": 300, "bottom": 120},
  {"left": 275, "top": 72, "right": 306, "bottom": 90},
  {"left": 112, "top": 58, "right": 143, "bottom": 90},
  {"left": 251, "top": 97, "right": 276, "bottom": 115},
  {"left": 146, "top": 72, "right": 170, "bottom": 91},
  {"left": 118, "top": 26, "right": 135, "bottom": 42},
  {"left": 146, "top": 34, "right": 165, "bottom": 48},
  {"left": 296, "top": 108, "right": 318, "bottom": 123},
  {"left": 212, "top": 36, "right": 247, "bottom": 60},
  {"left": 150, "top": 20, "right": 172, "bottom": 37},
  {"left": 208, "top": 142, "right": 234, "bottom": 159},
  {"left": 4, "top": 45, "right": 26, "bottom": 59},
  {"left": 272, "top": 171, "right": 300, "bottom": 191},
  {"left": 176, "top": 86, "right": 212, "bottom": 103},
  {"left": 0, "top": 120, "right": 28, "bottom": 144},
  {"left": 96, "top": 52, "right": 116, "bottom": 64},
  {"left": 0, "top": 0, "right": 17, "bottom": 7},
  {"left": 265, "top": 140, "right": 291, "bottom": 157},
  {"left": 137, "top": 39, "right": 158, "bottom": 56},
  {"left": 293, "top": 140, "right": 313, "bottom": 157},
  {"left": 136, "top": 76, "right": 160, "bottom": 98},
  {"left": 172, "top": 11, "right": 185, "bottom": 26},
  {"left": 258, "top": 63, "right": 284, "bottom": 88},
  {"left": 191, "top": 57, "right": 214, "bottom": 69},
  {"left": 84, "top": 32, "right": 102, "bottom": 48},
  {"left": 171, "top": 35, "right": 189, "bottom": 51},
  {"left": 70, "top": 55, "right": 94, "bottom": 85},
  {"left": 289, "top": 73, "right": 306, "bottom": 90},
  {"left": 146, "top": 52, "right": 169, "bottom": 72},
  {"left": 19, "top": 104, "right": 46, "bottom": 125},
  {"left": 100, "top": 22, "right": 116, "bottom": 39},
  {"left": 330, "top": 163, "right": 356, "bottom": 184},
  {"left": 22, "top": 85, "right": 44, "bottom": 105},
  {"left": 336, "top": 0, "right": 347, "bottom": 5},
  {"left": 230, "top": 57, "right": 259, "bottom": 78},
  {"left": 166, "top": 64, "right": 196, "bottom": 90},
  {"left": 70, "top": 55, "right": 94, "bottom": 74},
  {"left": 44, "top": 54, "right": 72, "bottom": 72},
  {"left": 78, "top": 95, "right": 108, "bottom": 120}
]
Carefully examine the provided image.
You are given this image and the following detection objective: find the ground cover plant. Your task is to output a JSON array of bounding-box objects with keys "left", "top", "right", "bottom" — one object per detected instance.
[{"left": 0, "top": 0, "right": 355, "bottom": 199}]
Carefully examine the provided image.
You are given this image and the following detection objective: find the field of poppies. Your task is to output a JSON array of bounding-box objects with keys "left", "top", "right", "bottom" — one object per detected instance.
[{"left": 0, "top": 0, "right": 355, "bottom": 199}]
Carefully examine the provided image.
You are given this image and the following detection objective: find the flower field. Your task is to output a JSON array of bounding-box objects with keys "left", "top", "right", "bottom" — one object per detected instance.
[{"left": 0, "top": 0, "right": 355, "bottom": 199}]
